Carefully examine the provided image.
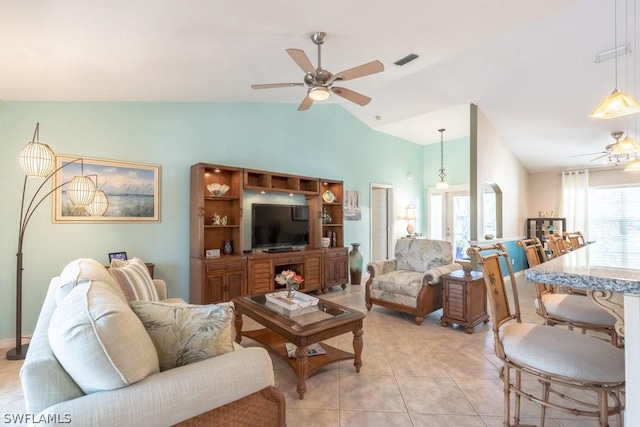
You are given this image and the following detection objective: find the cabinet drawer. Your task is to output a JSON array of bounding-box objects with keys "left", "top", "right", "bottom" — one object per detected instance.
[
  {"left": 206, "top": 260, "right": 243, "bottom": 272},
  {"left": 274, "top": 255, "right": 305, "bottom": 265},
  {"left": 325, "top": 248, "right": 348, "bottom": 258}
]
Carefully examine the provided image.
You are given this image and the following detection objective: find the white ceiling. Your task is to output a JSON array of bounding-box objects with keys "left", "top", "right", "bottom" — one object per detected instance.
[{"left": 1, "top": 0, "right": 639, "bottom": 173}]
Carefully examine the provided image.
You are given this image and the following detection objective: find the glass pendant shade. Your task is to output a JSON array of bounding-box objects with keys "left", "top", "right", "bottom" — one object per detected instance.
[
  {"left": 590, "top": 89, "right": 640, "bottom": 119},
  {"left": 308, "top": 86, "right": 330, "bottom": 101},
  {"left": 67, "top": 175, "right": 96, "bottom": 206},
  {"left": 86, "top": 190, "right": 109, "bottom": 216},
  {"left": 624, "top": 158, "right": 640, "bottom": 171},
  {"left": 19, "top": 141, "right": 55, "bottom": 177},
  {"left": 611, "top": 136, "right": 640, "bottom": 154},
  {"left": 436, "top": 179, "right": 449, "bottom": 189}
]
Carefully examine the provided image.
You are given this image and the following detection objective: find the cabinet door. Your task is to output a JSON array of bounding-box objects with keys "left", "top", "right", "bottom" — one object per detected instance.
[
  {"left": 247, "top": 257, "right": 273, "bottom": 294},
  {"left": 205, "top": 270, "right": 225, "bottom": 304},
  {"left": 304, "top": 252, "right": 323, "bottom": 291},
  {"left": 444, "top": 280, "right": 466, "bottom": 321},
  {"left": 226, "top": 268, "right": 244, "bottom": 300}
]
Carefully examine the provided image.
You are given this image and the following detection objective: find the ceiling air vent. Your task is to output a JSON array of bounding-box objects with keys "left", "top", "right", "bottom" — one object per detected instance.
[{"left": 394, "top": 53, "right": 419, "bottom": 66}]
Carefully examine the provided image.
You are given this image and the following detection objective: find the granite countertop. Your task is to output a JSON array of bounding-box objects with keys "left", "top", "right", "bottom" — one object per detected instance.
[{"left": 524, "top": 242, "right": 640, "bottom": 294}]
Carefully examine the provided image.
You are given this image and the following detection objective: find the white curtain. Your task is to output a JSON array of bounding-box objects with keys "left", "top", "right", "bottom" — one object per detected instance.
[{"left": 560, "top": 170, "right": 589, "bottom": 235}]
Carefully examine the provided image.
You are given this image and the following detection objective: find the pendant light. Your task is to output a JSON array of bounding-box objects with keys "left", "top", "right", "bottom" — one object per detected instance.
[
  {"left": 590, "top": 0, "right": 640, "bottom": 119},
  {"left": 436, "top": 128, "right": 448, "bottom": 189}
]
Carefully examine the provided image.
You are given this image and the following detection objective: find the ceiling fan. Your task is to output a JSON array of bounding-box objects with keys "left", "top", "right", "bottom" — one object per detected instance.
[
  {"left": 251, "top": 32, "right": 384, "bottom": 111},
  {"left": 572, "top": 131, "right": 640, "bottom": 164}
]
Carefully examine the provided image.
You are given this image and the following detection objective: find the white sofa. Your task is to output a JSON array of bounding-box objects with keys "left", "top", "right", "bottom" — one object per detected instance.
[{"left": 21, "top": 263, "right": 285, "bottom": 426}]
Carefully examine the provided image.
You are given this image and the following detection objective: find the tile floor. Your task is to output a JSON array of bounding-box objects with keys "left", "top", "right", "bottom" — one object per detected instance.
[{"left": 0, "top": 275, "right": 622, "bottom": 427}]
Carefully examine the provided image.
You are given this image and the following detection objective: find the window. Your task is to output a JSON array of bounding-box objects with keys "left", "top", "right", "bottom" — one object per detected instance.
[{"left": 588, "top": 185, "right": 640, "bottom": 265}]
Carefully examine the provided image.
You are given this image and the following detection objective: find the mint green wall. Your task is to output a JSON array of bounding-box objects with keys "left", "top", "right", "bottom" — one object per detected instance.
[{"left": 0, "top": 101, "right": 425, "bottom": 341}]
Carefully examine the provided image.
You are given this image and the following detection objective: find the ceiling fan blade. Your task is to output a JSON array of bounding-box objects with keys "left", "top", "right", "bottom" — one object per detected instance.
[
  {"left": 331, "top": 87, "right": 371, "bottom": 106},
  {"left": 590, "top": 153, "right": 611, "bottom": 162},
  {"left": 335, "top": 60, "right": 384, "bottom": 81},
  {"left": 251, "top": 83, "right": 304, "bottom": 89},
  {"left": 298, "top": 95, "right": 314, "bottom": 111},
  {"left": 286, "top": 49, "right": 315, "bottom": 74},
  {"left": 570, "top": 151, "right": 607, "bottom": 158}
]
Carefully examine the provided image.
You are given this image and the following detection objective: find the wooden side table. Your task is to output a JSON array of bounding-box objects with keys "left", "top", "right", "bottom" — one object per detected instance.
[{"left": 440, "top": 270, "right": 489, "bottom": 334}]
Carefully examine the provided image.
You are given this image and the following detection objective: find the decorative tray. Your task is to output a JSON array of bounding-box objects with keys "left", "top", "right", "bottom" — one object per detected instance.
[{"left": 265, "top": 291, "right": 319, "bottom": 311}]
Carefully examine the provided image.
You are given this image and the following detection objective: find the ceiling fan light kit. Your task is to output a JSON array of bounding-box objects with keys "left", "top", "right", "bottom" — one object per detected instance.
[{"left": 251, "top": 31, "right": 384, "bottom": 111}]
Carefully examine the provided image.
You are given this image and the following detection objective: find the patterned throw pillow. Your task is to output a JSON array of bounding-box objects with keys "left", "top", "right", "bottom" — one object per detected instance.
[
  {"left": 109, "top": 257, "right": 159, "bottom": 302},
  {"left": 129, "top": 301, "right": 235, "bottom": 371}
]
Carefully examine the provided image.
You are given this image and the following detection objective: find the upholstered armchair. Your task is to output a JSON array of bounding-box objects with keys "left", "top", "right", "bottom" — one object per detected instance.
[{"left": 365, "top": 239, "right": 462, "bottom": 325}]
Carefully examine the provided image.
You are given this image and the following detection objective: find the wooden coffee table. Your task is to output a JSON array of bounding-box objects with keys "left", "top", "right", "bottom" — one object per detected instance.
[{"left": 233, "top": 294, "right": 364, "bottom": 399}]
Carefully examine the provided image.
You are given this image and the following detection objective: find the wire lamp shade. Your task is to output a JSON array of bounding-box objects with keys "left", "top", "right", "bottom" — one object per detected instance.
[
  {"left": 67, "top": 175, "right": 97, "bottom": 206},
  {"left": 19, "top": 125, "right": 55, "bottom": 177},
  {"left": 86, "top": 190, "right": 109, "bottom": 216}
]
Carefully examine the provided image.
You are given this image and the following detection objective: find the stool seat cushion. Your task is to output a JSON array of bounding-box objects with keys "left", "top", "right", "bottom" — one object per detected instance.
[
  {"left": 501, "top": 323, "right": 624, "bottom": 383},
  {"left": 538, "top": 294, "right": 617, "bottom": 326}
]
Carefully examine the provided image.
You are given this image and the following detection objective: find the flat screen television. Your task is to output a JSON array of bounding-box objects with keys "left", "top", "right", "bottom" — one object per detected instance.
[{"left": 251, "top": 204, "right": 310, "bottom": 249}]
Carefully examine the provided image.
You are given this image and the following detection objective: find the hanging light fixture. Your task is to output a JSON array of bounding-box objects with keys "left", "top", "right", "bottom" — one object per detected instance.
[
  {"left": 436, "top": 128, "right": 448, "bottom": 189},
  {"left": 624, "top": 157, "right": 640, "bottom": 170},
  {"left": 19, "top": 123, "right": 55, "bottom": 177},
  {"left": 590, "top": 0, "right": 640, "bottom": 119},
  {"left": 67, "top": 174, "right": 96, "bottom": 206}
]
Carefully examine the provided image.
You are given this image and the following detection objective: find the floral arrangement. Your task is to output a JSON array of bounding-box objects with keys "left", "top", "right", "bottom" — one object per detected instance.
[{"left": 275, "top": 270, "right": 304, "bottom": 288}]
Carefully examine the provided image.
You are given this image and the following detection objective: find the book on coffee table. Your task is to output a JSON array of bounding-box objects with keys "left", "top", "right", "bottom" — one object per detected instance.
[{"left": 285, "top": 342, "right": 326, "bottom": 358}]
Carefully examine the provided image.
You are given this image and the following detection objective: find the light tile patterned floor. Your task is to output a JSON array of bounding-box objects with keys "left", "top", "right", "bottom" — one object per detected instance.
[{"left": 0, "top": 275, "right": 621, "bottom": 426}]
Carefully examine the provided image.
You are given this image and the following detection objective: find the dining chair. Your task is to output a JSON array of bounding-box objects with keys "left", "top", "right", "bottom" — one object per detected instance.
[
  {"left": 467, "top": 243, "right": 624, "bottom": 427},
  {"left": 564, "top": 231, "right": 587, "bottom": 250},
  {"left": 516, "top": 238, "right": 619, "bottom": 346}
]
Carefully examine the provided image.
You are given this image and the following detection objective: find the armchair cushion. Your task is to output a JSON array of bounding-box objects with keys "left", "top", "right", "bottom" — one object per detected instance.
[
  {"left": 49, "top": 280, "right": 159, "bottom": 394},
  {"left": 57, "top": 258, "right": 126, "bottom": 304},
  {"left": 130, "top": 301, "right": 235, "bottom": 371},
  {"left": 395, "top": 239, "right": 453, "bottom": 272}
]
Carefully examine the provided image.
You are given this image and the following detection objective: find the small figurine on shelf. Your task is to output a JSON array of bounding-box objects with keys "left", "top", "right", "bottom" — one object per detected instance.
[
  {"left": 223, "top": 239, "right": 233, "bottom": 255},
  {"left": 211, "top": 213, "right": 222, "bottom": 225}
]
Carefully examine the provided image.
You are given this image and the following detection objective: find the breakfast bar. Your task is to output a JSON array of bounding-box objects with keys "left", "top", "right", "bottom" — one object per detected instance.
[{"left": 525, "top": 242, "right": 640, "bottom": 426}]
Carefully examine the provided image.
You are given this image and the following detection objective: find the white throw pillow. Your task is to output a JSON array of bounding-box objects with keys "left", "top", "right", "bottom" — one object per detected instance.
[
  {"left": 109, "top": 257, "right": 159, "bottom": 302},
  {"left": 56, "top": 258, "right": 126, "bottom": 304},
  {"left": 130, "top": 301, "right": 235, "bottom": 371},
  {"left": 49, "top": 280, "right": 159, "bottom": 394}
]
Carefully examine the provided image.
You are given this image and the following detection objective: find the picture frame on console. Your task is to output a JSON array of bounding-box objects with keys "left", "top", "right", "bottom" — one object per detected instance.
[
  {"left": 54, "top": 155, "right": 161, "bottom": 223},
  {"left": 108, "top": 252, "right": 127, "bottom": 262}
]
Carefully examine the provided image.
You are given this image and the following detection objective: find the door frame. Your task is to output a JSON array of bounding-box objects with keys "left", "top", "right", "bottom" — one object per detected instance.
[
  {"left": 427, "top": 184, "right": 470, "bottom": 242},
  {"left": 370, "top": 183, "right": 394, "bottom": 262}
]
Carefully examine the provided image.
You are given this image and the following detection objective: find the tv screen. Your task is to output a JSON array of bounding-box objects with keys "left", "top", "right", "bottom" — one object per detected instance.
[{"left": 251, "top": 204, "right": 310, "bottom": 249}]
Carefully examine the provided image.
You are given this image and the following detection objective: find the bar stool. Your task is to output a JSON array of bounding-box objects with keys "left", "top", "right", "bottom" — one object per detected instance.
[{"left": 468, "top": 243, "right": 624, "bottom": 427}]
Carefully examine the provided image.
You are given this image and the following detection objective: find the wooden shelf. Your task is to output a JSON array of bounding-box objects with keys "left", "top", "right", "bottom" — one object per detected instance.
[{"left": 244, "top": 169, "right": 319, "bottom": 195}]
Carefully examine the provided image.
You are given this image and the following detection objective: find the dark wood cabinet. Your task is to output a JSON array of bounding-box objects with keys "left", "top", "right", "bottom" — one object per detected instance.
[
  {"left": 440, "top": 270, "right": 489, "bottom": 334},
  {"left": 191, "top": 258, "right": 245, "bottom": 304},
  {"left": 526, "top": 217, "right": 566, "bottom": 243},
  {"left": 323, "top": 247, "right": 348, "bottom": 290}
]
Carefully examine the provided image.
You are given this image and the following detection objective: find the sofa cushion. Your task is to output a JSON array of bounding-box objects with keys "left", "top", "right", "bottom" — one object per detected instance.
[
  {"left": 109, "top": 257, "right": 159, "bottom": 302},
  {"left": 49, "top": 280, "right": 159, "bottom": 394},
  {"left": 395, "top": 239, "right": 453, "bottom": 272},
  {"left": 130, "top": 301, "right": 235, "bottom": 371},
  {"left": 56, "top": 258, "right": 126, "bottom": 304}
]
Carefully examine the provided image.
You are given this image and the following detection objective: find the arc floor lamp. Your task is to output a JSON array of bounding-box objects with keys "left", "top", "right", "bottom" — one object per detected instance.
[{"left": 8, "top": 123, "right": 106, "bottom": 360}]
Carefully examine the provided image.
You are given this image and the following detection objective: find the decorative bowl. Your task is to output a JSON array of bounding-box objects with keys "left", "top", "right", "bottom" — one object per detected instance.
[
  {"left": 207, "top": 183, "right": 230, "bottom": 196},
  {"left": 321, "top": 237, "right": 331, "bottom": 248}
]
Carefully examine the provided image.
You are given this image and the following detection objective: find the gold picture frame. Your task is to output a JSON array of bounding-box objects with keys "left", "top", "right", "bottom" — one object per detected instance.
[{"left": 53, "top": 155, "right": 161, "bottom": 223}]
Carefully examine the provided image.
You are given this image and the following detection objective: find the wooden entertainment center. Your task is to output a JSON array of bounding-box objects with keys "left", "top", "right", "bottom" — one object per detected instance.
[{"left": 189, "top": 162, "right": 349, "bottom": 304}]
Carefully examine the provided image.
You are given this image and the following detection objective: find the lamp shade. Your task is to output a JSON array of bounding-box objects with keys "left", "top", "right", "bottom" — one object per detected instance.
[
  {"left": 86, "top": 190, "right": 109, "bottom": 216},
  {"left": 436, "top": 180, "right": 449, "bottom": 189},
  {"left": 611, "top": 136, "right": 640, "bottom": 154},
  {"left": 19, "top": 141, "right": 55, "bottom": 177},
  {"left": 67, "top": 175, "right": 96, "bottom": 206},
  {"left": 404, "top": 205, "right": 417, "bottom": 220},
  {"left": 590, "top": 89, "right": 640, "bottom": 120}
]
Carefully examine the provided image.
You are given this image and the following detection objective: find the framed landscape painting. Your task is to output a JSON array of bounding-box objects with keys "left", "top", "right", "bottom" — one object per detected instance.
[{"left": 53, "top": 155, "right": 161, "bottom": 223}]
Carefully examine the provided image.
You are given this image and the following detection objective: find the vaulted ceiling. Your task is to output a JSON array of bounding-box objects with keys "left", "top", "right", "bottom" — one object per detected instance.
[{"left": 1, "top": 0, "right": 637, "bottom": 173}]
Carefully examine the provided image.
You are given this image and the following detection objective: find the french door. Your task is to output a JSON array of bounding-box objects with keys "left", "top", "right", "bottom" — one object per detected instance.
[{"left": 428, "top": 185, "right": 470, "bottom": 259}]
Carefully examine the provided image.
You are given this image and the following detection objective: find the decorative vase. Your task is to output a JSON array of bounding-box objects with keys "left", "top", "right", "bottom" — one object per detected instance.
[
  {"left": 223, "top": 239, "right": 233, "bottom": 255},
  {"left": 349, "top": 243, "right": 363, "bottom": 285}
]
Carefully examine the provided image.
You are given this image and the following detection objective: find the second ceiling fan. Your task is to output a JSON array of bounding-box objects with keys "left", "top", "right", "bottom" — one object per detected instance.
[{"left": 251, "top": 32, "right": 384, "bottom": 111}]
